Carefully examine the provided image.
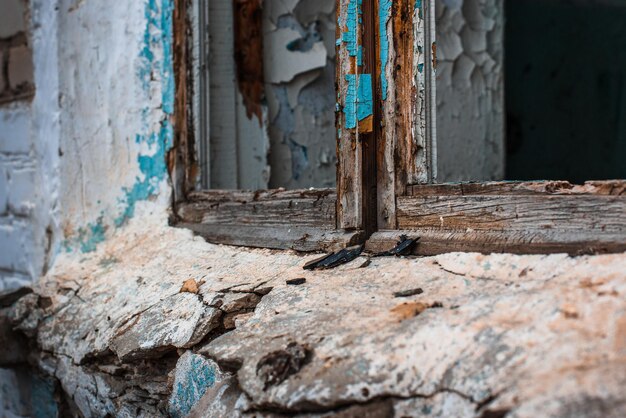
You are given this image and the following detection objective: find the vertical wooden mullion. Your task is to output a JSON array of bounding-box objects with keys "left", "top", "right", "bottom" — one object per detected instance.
[
  {"left": 362, "top": 0, "right": 379, "bottom": 237},
  {"left": 376, "top": 0, "right": 436, "bottom": 230},
  {"left": 336, "top": 0, "right": 365, "bottom": 230},
  {"left": 336, "top": 0, "right": 435, "bottom": 232}
]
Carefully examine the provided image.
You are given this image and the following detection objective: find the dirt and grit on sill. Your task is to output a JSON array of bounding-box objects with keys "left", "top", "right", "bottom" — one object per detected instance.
[{"left": 1, "top": 214, "right": 625, "bottom": 417}]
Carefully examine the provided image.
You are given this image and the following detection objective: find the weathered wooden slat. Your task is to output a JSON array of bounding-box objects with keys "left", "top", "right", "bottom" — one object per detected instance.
[
  {"left": 366, "top": 229, "right": 626, "bottom": 256},
  {"left": 398, "top": 195, "right": 626, "bottom": 231},
  {"left": 179, "top": 224, "right": 363, "bottom": 253},
  {"left": 377, "top": 0, "right": 435, "bottom": 229},
  {"left": 175, "top": 188, "right": 359, "bottom": 251},
  {"left": 376, "top": 191, "right": 626, "bottom": 255},
  {"left": 178, "top": 189, "right": 336, "bottom": 227},
  {"left": 336, "top": 0, "right": 369, "bottom": 230},
  {"left": 408, "top": 180, "right": 626, "bottom": 196}
]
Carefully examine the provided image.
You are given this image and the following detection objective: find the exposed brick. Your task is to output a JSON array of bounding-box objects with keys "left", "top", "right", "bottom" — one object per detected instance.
[
  {"left": 8, "top": 45, "right": 33, "bottom": 91},
  {"left": 0, "top": 104, "right": 32, "bottom": 154},
  {"left": 7, "top": 167, "right": 35, "bottom": 216},
  {"left": 0, "top": 219, "right": 35, "bottom": 275},
  {"left": 0, "top": 0, "right": 26, "bottom": 38}
]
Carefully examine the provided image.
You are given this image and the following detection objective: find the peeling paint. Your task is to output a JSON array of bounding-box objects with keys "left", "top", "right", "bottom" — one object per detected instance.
[
  {"left": 342, "top": 0, "right": 363, "bottom": 65},
  {"left": 60, "top": 0, "right": 175, "bottom": 253},
  {"left": 344, "top": 74, "right": 373, "bottom": 129},
  {"left": 379, "top": 0, "right": 392, "bottom": 100}
]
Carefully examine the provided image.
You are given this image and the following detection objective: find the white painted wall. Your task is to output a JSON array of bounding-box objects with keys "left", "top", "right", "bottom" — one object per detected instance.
[
  {"left": 0, "top": 0, "right": 57, "bottom": 294},
  {"left": 0, "top": 0, "right": 174, "bottom": 293}
]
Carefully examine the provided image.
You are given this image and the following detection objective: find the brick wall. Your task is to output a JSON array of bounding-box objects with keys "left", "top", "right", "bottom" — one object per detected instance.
[
  {"left": 0, "top": 0, "right": 38, "bottom": 294},
  {"left": 0, "top": 0, "right": 34, "bottom": 104}
]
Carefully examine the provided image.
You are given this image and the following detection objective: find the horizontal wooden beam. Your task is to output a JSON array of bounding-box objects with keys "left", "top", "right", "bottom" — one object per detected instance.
[
  {"left": 407, "top": 180, "right": 626, "bottom": 196},
  {"left": 175, "top": 188, "right": 362, "bottom": 252},
  {"left": 369, "top": 181, "right": 626, "bottom": 255},
  {"left": 177, "top": 189, "right": 336, "bottom": 227},
  {"left": 179, "top": 223, "right": 363, "bottom": 253}
]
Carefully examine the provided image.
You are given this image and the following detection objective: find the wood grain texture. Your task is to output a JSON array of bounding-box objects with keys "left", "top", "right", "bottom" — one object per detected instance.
[
  {"left": 180, "top": 224, "right": 363, "bottom": 252},
  {"left": 336, "top": 0, "right": 365, "bottom": 230},
  {"left": 408, "top": 180, "right": 626, "bottom": 196},
  {"left": 375, "top": 183, "right": 626, "bottom": 254},
  {"left": 365, "top": 228, "right": 626, "bottom": 256},
  {"left": 175, "top": 189, "right": 358, "bottom": 251},
  {"left": 377, "top": 0, "right": 434, "bottom": 229},
  {"left": 169, "top": 0, "right": 199, "bottom": 202},
  {"left": 178, "top": 189, "right": 336, "bottom": 227}
]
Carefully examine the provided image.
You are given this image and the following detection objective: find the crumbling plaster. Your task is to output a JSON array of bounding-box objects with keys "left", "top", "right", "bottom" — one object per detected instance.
[
  {"left": 2, "top": 212, "right": 625, "bottom": 416},
  {"left": 264, "top": 0, "right": 338, "bottom": 189},
  {"left": 1, "top": 1, "right": 625, "bottom": 416},
  {"left": 0, "top": 0, "right": 175, "bottom": 293}
]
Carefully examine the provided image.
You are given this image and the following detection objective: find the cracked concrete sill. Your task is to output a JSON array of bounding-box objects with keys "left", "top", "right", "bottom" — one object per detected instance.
[{"left": 2, "top": 212, "right": 626, "bottom": 417}]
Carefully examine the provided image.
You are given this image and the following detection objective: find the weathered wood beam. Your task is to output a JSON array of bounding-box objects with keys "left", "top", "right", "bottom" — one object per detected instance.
[
  {"left": 175, "top": 189, "right": 362, "bottom": 251},
  {"left": 407, "top": 180, "right": 626, "bottom": 196},
  {"left": 367, "top": 181, "right": 626, "bottom": 255},
  {"left": 179, "top": 223, "right": 363, "bottom": 252},
  {"left": 377, "top": 0, "right": 435, "bottom": 229}
]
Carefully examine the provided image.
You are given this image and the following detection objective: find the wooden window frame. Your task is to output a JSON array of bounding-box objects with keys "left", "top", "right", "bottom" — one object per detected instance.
[{"left": 169, "top": 0, "right": 626, "bottom": 256}]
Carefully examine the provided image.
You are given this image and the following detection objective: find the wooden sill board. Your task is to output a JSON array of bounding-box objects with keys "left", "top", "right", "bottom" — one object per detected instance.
[
  {"left": 369, "top": 181, "right": 626, "bottom": 255},
  {"left": 175, "top": 188, "right": 363, "bottom": 252}
]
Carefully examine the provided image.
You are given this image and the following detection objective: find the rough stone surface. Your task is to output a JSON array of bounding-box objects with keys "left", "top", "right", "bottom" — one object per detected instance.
[{"left": 1, "top": 213, "right": 625, "bottom": 417}]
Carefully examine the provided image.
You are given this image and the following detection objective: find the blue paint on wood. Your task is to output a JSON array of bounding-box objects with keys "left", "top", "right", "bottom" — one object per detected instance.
[
  {"left": 379, "top": 0, "right": 392, "bottom": 101},
  {"left": 344, "top": 74, "right": 373, "bottom": 129},
  {"left": 342, "top": 0, "right": 363, "bottom": 65}
]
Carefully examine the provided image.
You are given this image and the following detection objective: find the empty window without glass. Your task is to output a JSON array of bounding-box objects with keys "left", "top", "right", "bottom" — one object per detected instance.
[{"left": 199, "top": 0, "right": 337, "bottom": 190}]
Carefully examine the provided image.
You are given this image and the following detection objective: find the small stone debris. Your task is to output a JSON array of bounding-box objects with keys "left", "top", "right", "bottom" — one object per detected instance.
[
  {"left": 180, "top": 278, "right": 200, "bottom": 294},
  {"left": 374, "top": 235, "right": 420, "bottom": 257},
  {"left": 256, "top": 342, "right": 311, "bottom": 390},
  {"left": 393, "top": 288, "right": 424, "bottom": 298},
  {"left": 358, "top": 257, "right": 372, "bottom": 268},
  {"left": 303, "top": 245, "right": 363, "bottom": 270},
  {"left": 286, "top": 278, "right": 306, "bottom": 286}
]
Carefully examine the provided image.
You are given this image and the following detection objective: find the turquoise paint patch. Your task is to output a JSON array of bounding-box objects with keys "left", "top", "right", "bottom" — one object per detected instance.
[
  {"left": 415, "top": 0, "right": 422, "bottom": 9},
  {"left": 67, "top": 0, "right": 175, "bottom": 253},
  {"left": 342, "top": 0, "right": 363, "bottom": 65},
  {"left": 170, "top": 356, "right": 217, "bottom": 418},
  {"left": 379, "top": 0, "right": 392, "bottom": 101},
  {"left": 63, "top": 216, "right": 106, "bottom": 253},
  {"left": 31, "top": 375, "right": 59, "bottom": 418},
  {"left": 115, "top": 120, "right": 173, "bottom": 226},
  {"left": 344, "top": 74, "right": 373, "bottom": 129},
  {"left": 116, "top": 0, "right": 175, "bottom": 227}
]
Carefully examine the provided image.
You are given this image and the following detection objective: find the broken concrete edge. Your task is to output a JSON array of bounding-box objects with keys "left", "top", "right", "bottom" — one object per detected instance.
[{"left": 1, "top": 211, "right": 625, "bottom": 417}]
